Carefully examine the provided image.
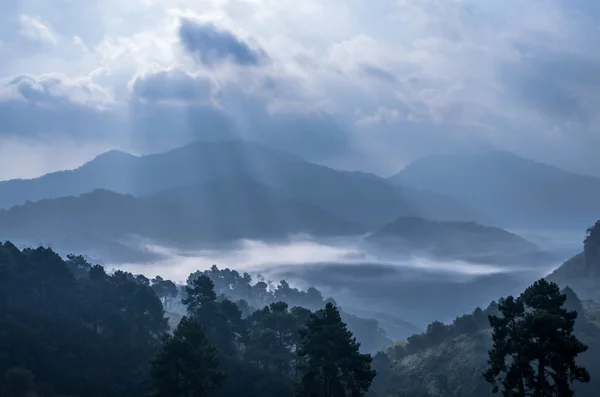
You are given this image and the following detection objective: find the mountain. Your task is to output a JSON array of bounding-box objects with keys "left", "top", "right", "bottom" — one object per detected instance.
[
  {"left": 0, "top": 189, "right": 207, "bottom": 262},
  {"left": 0, "top": 140, "right": 477, "bottom": 228},
  {"left": 146, "top": 175, "right": 366, "bottom": 239},
  {"left": 0, "top": 184, "right": 367, "bottom": 262},
  {"left": 366, "top": 216, "right": 546, "bottom": 265},
  {"left": 389, "top": 150, "right": 600, "bottom": 229},
  {"left": 369, "top": 291, "right": 600, "bottom": 397},
  {"left": 547, "top": 221, "right": 600, "bottom": 299}
]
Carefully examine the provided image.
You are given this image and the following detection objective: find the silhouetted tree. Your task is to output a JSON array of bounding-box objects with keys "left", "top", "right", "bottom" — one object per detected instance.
[
  {"left": 484, "top": 279, "right": 590, "bottom": 396},
  {"left": 152, "top": 276, "right": 179, "bottom": 309},
  {"left": 151, "top": 316, "right": 224, "bottom": 397},
  {"left": 297, "top": 303, "right": 376, "bottom": 397},
  {"left": 2, "top": 368, "right": 36, "bottom": 397},
  {"left": 584, "top": 220, "right": 600, "bottom": 276}
]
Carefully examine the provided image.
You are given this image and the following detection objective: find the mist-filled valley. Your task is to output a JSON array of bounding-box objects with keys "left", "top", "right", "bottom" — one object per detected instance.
[
  {"left": 1, "top": 140, "right": 588, "bottom": 332},
  {"left": 2, "top": 137, "right": 600, "bottom": 396},
  {"left": 111, "top": 233, "right": 568, "bottom": 329}
]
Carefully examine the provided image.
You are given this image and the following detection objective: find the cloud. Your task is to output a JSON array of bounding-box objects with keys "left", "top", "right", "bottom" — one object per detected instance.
[
  {"left": 112, "top": 236, "right": 548, "bottom": 325},
  {"left": 1, "top": 0, "right": 600, "bottom": 178},
  {"left": 1, "top": 73, "right": 113, "bottom": 107},
  {"left": 0, "top": 73, "right": 119, "bottom": 141},
  {"left": 179, "top": 18, "right": 269, "bottom": 67},
  {"left": 18, "top": 14, "right": 57, "bottom": 45},
  {"left": 130, "top": 67, "right": 217, "bottom": 105}
]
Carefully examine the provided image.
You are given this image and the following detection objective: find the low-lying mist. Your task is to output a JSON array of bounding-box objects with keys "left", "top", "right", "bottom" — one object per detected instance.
[{"left": 113, "top": 234, "right": 564, "bottom": 327}]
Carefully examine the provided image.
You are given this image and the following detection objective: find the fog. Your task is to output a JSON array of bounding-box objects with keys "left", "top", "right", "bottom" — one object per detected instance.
[{"left": 113, "top": 233, "right": 569, "bottom": 327}]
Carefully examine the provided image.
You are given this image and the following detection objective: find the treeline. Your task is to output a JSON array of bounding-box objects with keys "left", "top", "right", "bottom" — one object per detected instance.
[
  {"left": 186, "top": 266, "right": 392, "bottom": 353},
  {"left": 389, "top": 301, "right": 499, "bottom": 359},
  {"left": 0, "top": 242, "right": 375, "bottom": 397},
  {"left": 2, "top": 240, "right": 595, "bottom": 397},
  {"left": 0, "top": 243, "right": 167, "bottom": 396},
  {"left": 368, "top": 283, "right": 595, "bottom": 397}
]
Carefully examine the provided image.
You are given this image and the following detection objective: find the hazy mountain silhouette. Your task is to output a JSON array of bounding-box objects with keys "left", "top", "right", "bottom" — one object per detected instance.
[
  {"left": 147, "top": 175, "right": 367, "bottom": 238},
  {"left": 0, "top": 140, "right": 477, "bottom": 228},
  {"left": 0, "top": 183, "right": 368, "bottom": 262},
  {"left": 366, "top": 216, "right": 550, "bottom": 265},
  {"left": 390, "top": 150, "right": 600, "bottom": 229}
]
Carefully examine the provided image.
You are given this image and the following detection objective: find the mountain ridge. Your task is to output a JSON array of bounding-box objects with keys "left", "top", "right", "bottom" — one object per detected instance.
[
  {"left": 389, "top": 150, "right": 600, "bottom": 229},
  {"left": 0, "top": 140, "right": 478, "bottom": 228}
]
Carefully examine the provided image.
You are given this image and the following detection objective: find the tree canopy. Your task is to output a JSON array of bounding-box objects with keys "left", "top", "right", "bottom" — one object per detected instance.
[
  {"left": 297, "top": 303, "right": 376, "bottom": 397},
  {"left": 484, "top": 279, "right": 590, "bottom": 396}
]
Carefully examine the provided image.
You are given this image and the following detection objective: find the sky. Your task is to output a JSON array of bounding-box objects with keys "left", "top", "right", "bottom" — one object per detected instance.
[{"left": 1, "top": 0, "right": 600, "bottom": 180}]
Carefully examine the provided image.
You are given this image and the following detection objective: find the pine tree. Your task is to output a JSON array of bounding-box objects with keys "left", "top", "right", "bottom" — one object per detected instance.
[
  {"left": 484, "top": 279, "right": 590, "bottom": 396},
  {"left": 150, "top": 316, "right": 224, "bottom": 397},
  {"left": 297, "top": 303, "right": 376, "bottom": 397}
]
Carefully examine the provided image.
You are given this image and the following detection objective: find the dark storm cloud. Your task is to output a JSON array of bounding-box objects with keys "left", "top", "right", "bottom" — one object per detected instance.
[{"left": 178, "top": 18, "right": 269, "bottom": 67}]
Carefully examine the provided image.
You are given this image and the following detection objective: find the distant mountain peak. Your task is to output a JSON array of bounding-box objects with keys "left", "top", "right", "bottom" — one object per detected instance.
[{"left": 84, "top": 149, "right": 138, "bottom": 167}]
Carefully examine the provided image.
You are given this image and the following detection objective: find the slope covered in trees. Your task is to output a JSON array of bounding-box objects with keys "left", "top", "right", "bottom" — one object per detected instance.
[
  {"left": 369, "top": 282, "right": 599, "bottom": 397},
  {"left": 547, "top": 220, "right": 600, "bottom": 299},
  {"left": 2, "top": 241, "right": 599, "bottom": 397},
  {"left": 0, "top": 242, "right": 381, "bottom": 396}
]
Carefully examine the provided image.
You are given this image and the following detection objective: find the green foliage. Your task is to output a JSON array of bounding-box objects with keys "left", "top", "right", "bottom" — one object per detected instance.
[
  {"left": 371, "top": 283, "right": 599, "bottom": 397},
  {"left": 297, "top": 303, "right": 376, "bottom": 397},
  {"left": 187, "top": 265, "right": 394, "bottom": 353},
  {"left": 0, "top": 242, "right": 168, "bottom": 396},
  {"left": 484, "top": 279, "right": 590, "bottom": 396},
  {"left": 151, "top": 276, "right": 179, "bottom": 309},
  {"left": 402, "top": 302, "right": 496, "bottom": 355},
  {"left": 150, "top": 316, "right": 225, "bottom": 397}
]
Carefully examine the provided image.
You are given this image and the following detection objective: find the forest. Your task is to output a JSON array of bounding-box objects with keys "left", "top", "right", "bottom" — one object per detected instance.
[{"left": 0, "top": 237, "right": 596, "bottom": 397}]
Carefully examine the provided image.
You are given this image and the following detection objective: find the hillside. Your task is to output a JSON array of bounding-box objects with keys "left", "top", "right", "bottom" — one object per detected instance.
[
  {"left": 369, "top": 292, "right": 600, "bottom": 397},
  {"left": 546, "top": 221, "right": 600, "bottom": 299},
  {"left": 147, "top": 175, "right": 367, "bottom": 238},
  {"left": 0, "top": 190, "right": 206, "bottom": 262},
  {"left": 390, "top": 150, "right": 600, "bottom": 229},
  {"left": 0, "top": 186, "right": 366, "bottom": 262},
  {"left": 0, "top": 140, "right": 476, "bottom": 228},
  {"left": 366, "top": 216, "right": 545, "bottom": 264}
]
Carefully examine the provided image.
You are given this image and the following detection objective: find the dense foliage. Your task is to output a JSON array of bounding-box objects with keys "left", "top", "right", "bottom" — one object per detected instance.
[
  {"left": 186, "top": 265, "right": 396, "bottom": 353},
  {"left": 369, "top": 281, "right": 599, "bottom": 397},
  {"left": 0, "top": 242, "right": 168, "bottom": 396},
  {"left": 2, "top": 239, "right": 598, "bottom": 397},
  {"left": 297, "top": 303, "right": 376, "bottom": 397},
  {"left": 0, "top": 242, "right": 375, "bottom": 397},
  {"left": 484, "top": 279, "right": 589, "bottom": 396}
]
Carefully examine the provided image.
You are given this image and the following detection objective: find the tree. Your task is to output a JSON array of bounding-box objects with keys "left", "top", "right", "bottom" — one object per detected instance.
[
  {"left": 246, "top": 302, "right": 299, "bottom": 376},
  {"left": 484, "top": 279, "right": 590, "bottom": 397},
  {"left": 297, "top": 303, "right": 376, "bottom": 397},
  {"left": 151, "top": 276, "right": 179, "bottom": 309},
  {"left": 151, "top": 316, "right": 224, "bottom": 397},
  {"left": 182, "top": 275, "right": 245, "bottom": 363},
  {"left": 484, "top": 296, "right": 530, "bottom": 396},
  {"left": 584, "top": 220, "right": 600, "bottom": 276},
  {"left": 2, "top": 368, "right": 36, "bottom": 397}
]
